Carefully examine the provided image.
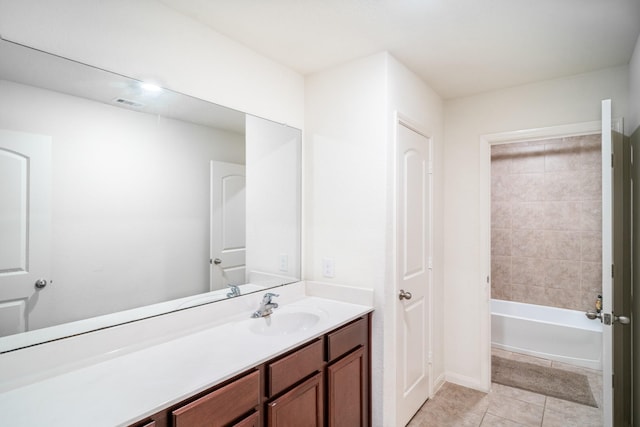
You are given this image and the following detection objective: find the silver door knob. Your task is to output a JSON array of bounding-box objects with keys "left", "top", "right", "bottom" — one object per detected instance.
[
  {"left": 212, "top": 258, "right": 222, "bottom": 265},
  {"left": 614, "top": 315, "right": 630, "bottom": 325},
  {"left": 399, "top": 289, "right": 412, "bottom": 300},
  {"left": 34, "top": 279, "right": 47, "bottom": 289},
  {"left": 585, "top": 310, "right": 602, "bottom": 321}
]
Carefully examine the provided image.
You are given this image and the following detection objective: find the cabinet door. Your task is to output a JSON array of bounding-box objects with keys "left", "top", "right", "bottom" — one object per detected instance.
[
  {"left": 267, "top": 372, "right": 323, "bottom": 427},
  {"left": 233, "top": 411, "right": 260, "bottom": 427},
  {"left": 327, "top": 347, "right": 367, "bottom": 427}
]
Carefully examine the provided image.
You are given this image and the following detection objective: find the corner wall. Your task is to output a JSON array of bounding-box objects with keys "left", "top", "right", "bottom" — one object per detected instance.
[
  {"left": 304, "top": 53, "right": 389, "bottom": 425},
  {"left": 443, "top": 65, "right": 629, "bottom": 390},
  {"left": 305, "top": 52, "right": 444, "bottom": 426},
  {"left": 0, "top": 0, "right": 304, "bottom": 128}
]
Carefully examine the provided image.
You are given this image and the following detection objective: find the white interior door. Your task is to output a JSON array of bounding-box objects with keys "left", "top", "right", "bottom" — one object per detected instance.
[
  {"left": 210, "top": 161, "right": 246, "bottom": 291},
  {"left": 0, "top": 129, "right": 51, "bottom": 337},
  {"left": 395, "top": 120, "right": 432, "bottom": 426}
]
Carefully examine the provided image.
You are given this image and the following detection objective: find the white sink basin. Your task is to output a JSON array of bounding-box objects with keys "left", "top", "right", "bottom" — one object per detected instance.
[{"left": 249, "top": 307, "right": 326, "bottom": 336}]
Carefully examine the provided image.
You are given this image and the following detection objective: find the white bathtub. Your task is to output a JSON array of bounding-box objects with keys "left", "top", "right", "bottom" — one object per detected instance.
[{"left": 491, "top": 299, "right": 602, "bottom": 370}]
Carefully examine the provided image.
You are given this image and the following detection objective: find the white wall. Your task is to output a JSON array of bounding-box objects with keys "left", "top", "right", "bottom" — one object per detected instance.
[
  {"left": 0, "top": 80, "right": 244, "bottom": 329},
  {"left": 305, "top": 52, "right": 444, "bottom": 426},
  {"left": 443, "top": 65, "right": 629, "bottom": 390},
  {"left": 630, "top": 34, "right": 640, "bottom": 133},
  {"left": 246, "top": 115, "right": 301, "bottom": 284},
  {"left": 305, "top": 53, "right": 388, "bottom": 425},
  {"left": 0, "top": 0, "right": 304, "bottom": 129}
]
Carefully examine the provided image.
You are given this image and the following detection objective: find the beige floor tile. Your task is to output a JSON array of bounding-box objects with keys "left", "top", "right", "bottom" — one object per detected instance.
[
  {"left": 480, "top": 413, "right": 528, "bottom": 427},
  {"left": 434, "top": 383, "right": 490, "bottom": 415},
  {"left": 490, "top": 383, "right": 547, "bottom": 406},
  {"left": 487, "top": 394, "right": 544, "bottom": 427},
  {"left": 409, "top": 351, "right": 603, "bottom": 427},
  {"left": 542, "top": 407, "right": 603, "bottom": 427},
  {"left": 407, "top": 399, "right": 482, "bottom": 427},
  {"left": 544, "top": 396, "right": 602, "bottom": 418}
]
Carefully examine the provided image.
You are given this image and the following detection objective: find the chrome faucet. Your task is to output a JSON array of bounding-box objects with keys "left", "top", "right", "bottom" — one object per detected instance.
[
  {"left": 226, "top": 284, "right": 241, "bottom": 298},
  {"left": 252, "top": 292, "right": 279, "bottom": 318}
]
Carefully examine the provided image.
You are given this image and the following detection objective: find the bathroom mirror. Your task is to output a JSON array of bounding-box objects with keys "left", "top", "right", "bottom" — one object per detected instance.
[{"left": 0, "top": 38, "right": 301, "bottom": 352}]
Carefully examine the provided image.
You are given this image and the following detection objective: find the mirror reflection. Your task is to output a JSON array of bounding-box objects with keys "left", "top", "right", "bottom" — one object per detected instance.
[{"left": 0, "top": 38, "right": 301, "bottom": 352}]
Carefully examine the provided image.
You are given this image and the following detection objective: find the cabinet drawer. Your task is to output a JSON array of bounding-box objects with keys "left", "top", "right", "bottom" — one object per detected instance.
[
  {"left": 233, "top": 410, "right": 260, "bottom": 427},
  {"left": 172, "top": 370, "right": 260, "bottom": 427},
  {"left": 267, "top": 338, "right": 324, "bottom": 397},
  {"left": 326, "top": 317, "right": 368, "bottom": 362}
]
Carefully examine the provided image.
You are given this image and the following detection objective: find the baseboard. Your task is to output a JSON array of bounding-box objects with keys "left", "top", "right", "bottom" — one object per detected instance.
[
  {"left": 431, "top": 372, "right": 446, "bottom": 398},
  {"left": 444, "top": 371, "right": 490, "bottom": 393}
]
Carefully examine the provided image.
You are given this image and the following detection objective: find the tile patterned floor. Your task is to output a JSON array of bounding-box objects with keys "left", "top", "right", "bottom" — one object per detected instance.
[{"left": 407, "top": 349, "right": 603, "bottom": 427}]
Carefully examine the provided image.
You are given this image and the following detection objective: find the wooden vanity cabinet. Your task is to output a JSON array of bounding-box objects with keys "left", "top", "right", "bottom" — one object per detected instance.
[
  {"left": 325, "top": 316, "right": 370, "bottom": 427},
  {"left": 127, "top": 313, "right": 371, "bottom": 427}
]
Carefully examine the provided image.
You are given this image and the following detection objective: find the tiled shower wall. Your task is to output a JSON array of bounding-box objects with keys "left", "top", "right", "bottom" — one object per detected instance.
[{"left": 491, "top": 134, "right": 602, "bottom": 311}]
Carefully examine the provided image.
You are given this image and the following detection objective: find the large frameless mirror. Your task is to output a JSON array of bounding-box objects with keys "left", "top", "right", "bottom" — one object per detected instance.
[{"left": 0, "top": 38, "right": 301, "bottom": 352}]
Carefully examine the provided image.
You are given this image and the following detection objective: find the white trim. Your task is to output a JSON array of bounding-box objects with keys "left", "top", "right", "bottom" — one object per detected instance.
[
  {"left": 479, "top": 119, "right": 606, "bottom": 395},
  {"left": 601, "top": 100, "right": 613, "bottom": 427},
  {"left": 431, "top": 372, "right": 446, "bottom": 398},
  {"left": 482, "top": 120, "right": 601, "bottom": 144},
  {"left": 444, "top": 372, "right": 489, "bottom": 393}
]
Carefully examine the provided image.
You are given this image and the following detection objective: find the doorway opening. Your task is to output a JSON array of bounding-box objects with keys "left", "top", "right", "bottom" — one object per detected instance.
[{"left": 480, "top": 121, "right": 608, "bottom": 422}]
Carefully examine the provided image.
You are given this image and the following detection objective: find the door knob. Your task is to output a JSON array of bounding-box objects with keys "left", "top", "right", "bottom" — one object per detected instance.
[
  {"left": 34, "top": 279, "right": 48, "bottom": 289},
  {"left": 399, "top": 289, "right": 412, "bottom": 300},
  {"left": 212, "top": 258, "right": 222, "bottom": 265},
  {"left": 613, "top": 315, "right": 630, "bottom": 325},
  {"left": 585, "top": 310, "right": 602, "bottom": 321}
]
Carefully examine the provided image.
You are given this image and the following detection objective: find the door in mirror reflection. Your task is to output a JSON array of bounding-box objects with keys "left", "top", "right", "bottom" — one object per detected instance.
[
  {"left": 210, "top": 161, "right": 246, "bottom": 291},
  {"left": 0, "top": 129, "right": 51, "bottom": 337}
]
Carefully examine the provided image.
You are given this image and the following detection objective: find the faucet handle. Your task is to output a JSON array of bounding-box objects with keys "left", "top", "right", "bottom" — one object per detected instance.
[{"left": 264, "top": 292, "right": 279, "bottom": 301}]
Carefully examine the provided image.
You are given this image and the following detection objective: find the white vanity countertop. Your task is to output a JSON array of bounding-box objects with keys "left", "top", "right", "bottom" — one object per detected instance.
[{"left": 0, "top": 294, "right": 372, "bottom": 427}]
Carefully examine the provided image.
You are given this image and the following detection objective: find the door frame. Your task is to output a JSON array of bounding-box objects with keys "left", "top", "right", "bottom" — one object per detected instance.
[{"left": 478, "top": 119, "right": 619, "bottom": 393}]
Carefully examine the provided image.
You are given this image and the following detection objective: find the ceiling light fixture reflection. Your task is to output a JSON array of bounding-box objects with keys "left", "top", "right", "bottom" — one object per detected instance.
[{"left": 140, "top": 82, "right": 162, "bottom": 93}]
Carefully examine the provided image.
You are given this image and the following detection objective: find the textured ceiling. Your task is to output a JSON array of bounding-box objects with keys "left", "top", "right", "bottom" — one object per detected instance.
[{"left": 159, "top": 0, "right": 640, "bottom": 99}]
